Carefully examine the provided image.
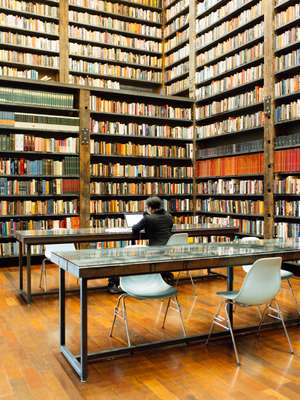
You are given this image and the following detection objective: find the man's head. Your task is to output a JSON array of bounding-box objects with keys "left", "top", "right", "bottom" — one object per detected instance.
[{"left": 145, "top": 196, "right": 163, "bottom": 214}]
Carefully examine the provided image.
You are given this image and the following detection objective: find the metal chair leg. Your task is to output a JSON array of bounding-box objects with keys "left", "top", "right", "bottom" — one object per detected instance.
[
  {"left": 188, "top": 271, "right": 197, "bottom": 296},
  {"left": 257, "top": 304, "right": 269, "bottom": 336},
  {"left": 39, "top": 258, "right": 47, "bottom": 291},
  {"left": 109, "top": 294, "right": 123, "bottom": 338},
  {"left": 274, "top": 300, "right": 294, "bottom": 354},
  {"left": 121, "top": 296, "right": 131, "bottom": 347},
  {"left": 287, "top": 278, "right": 300, "bottom": 316},
  {"left": 162, "top": 297, "right": 171, "bottom": 328},
  {"left": 175, "top": 272, "right": 181, "bottom": 287},
  {"left": 174, "top": 295, "right": 187, "bottom": 337},
  {"left": 206, "top": 300, "right": 223, "bottom": 345},
  {"left": 224, "top": 302, "right": 240, "bottom": 366}
]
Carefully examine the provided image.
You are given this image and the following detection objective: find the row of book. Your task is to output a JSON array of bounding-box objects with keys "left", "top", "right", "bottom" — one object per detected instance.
[
  {"left": 0, "top": 112, "right": 80, "bottom": 132},
  {"left": 90, "top": 199, "right": 192, "bottom": 213},
  {"left": 196, "top": 198, "right": 264, "bottom": 215},
  {"left": 0, "top": 32, "right": 59, "bottom": 52},
  {"left": 276, "top": 200, "right": 300, "bottom": 217},
  {"left": 166, "top": 77, "right": 189, "bottom": 96},
  {"left": 0, "top": 157, "right": 79, "bottom": 176},
  {"left": 89, "top": 98, "right": 192, "bottom": 119},
  {"left": 275, "top": 223, "right": 300, "bottom": 238},
  {"left": 69, "top": 10, "right": 162, "bottom": 38},
  {"left": 196, "top": 111, "right": 264, "bottom": 138},
  {"left": 69, "top": 0, "right": 161, "bottom": 23},
  {"left": 165, "top": 0, "right": 189, "bottom": 22},
  {"left": 196, "top": 64, "right": 263, "bottom": 100},
  {"left": 165, "top": 43, "right": 189, "bottom": 68},
  {"left": 198, "top": 214, "right": 264, "bottom": 236},
  {"left": 0, "top": 178, "right": 80, "bottom": 195},
  {"left": 276, "top": 27, "right": 300, "bottom": 50},
  {"left": 275, "top": 4, "right": 300, "bottom": 29},
  {"left": 90, "top": 141, "right": 192, "bottom": 158},
  {"left": 165, "top": 29, "right": 188, "bottom": 53},
  {"left": 196, "top": 0, "right": 255, "bottom": 31},
  {"left": 196, "top": 22, "right": 264, "bottom": 67},
  {"left": 164, "top": 13, "right": 188, "bottom": 39},
  {"left": 0, "top": 199, "right": 78, "bottom": 215},
  {"left": 90, "top": 182, "right": 193, "bottom": 196},
  {"left": 0, "top": 242, "right": 43, "bottom": 257},
  {"left": 275, "top": 48, "right": 300, "bottom": 72},
  {"left": 0, "top": 0, "right": 59, "bottom": 18},
  {"left": 275, "top": 176, "right": 300, "bottom": 193},
  {"left": 0, "top": 67, "right": 39, "bottom": 81},
  {"left": 197, "top": 179, "right": 264, "bottom": 195},
  {"left": 196, "top": 148, "right": 300, "bottom": 176},
  {"left": 165, "top": 61, "right": 189, "bottom": 82},
  {"left": 275, "top": 100, "right": 300, "bottom": 122},
  {"left": 0, "top": 87, "right": 74, "bottom": 108},
  {"left": 90, "top": 163, "right": 193, "bottom": 178},
  {"left": 90, "top": 120, "right": 193, "bottom": 139},
  {"left": 91, "top": 215, "right": 195, "bottom": 229},
  {"left": 196, "top": 86, "right": 263, "bottom": 119},
  {"left": 0, "top": 216, "right": 80, "bottom": 236},
  {"left": 69, "top": 26, "right": 161, "bottom": 53},
  {"left": 0, "top": 13, "right": 58, "bottom": 35},
  {"left": 275, "top": 74, "right": 300, "bottom": 97},
  {"left": 196, "top": 43, "right": 263, "bottom": 85},
  {"left": 0, "top": 50, "right": 59, "bottom": 69},
  {"left": 70, "top": 60, "right": 162, "bottom": 83},
  {"left": 0, "top": 135, "right": 78, "bottom": 153},
  {"left": 198, "top": 132, "right": 300, "bottom": 158},
  {"left": 69, "top": 43, "right": 162, "bottom": 68},
  {"left": 196, "top": 2, "right": 262, "bottom": 50},
  {"left": 69, "top": 75, "right": 120, "bottom": 90}
]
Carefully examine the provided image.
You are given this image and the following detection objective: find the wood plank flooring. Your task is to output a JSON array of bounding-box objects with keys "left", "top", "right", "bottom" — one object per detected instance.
[{"left": 0, "top": 265, "right": 300, "bottom": 399}]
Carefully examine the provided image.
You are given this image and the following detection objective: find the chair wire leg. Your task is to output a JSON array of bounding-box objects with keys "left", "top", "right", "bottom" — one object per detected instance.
[
  {"left": 206, "top": 300, "right": 223, "bottom": 345},
  {"left": 287, "top": 279, "right": 300, "bottom": 316},
  {"left": 162, "top": 297, "right": 171, "bottom": 328},
  {"left": 224, "top": 302, "right": 240, "bottom": 366},
  {"left": 121, "top": 296, "right": 131, "bottom": 347},
  {"left": 188, "top": 271, "right": 196, "bottom": 296},
  {"left": 257, "top": 304, "right": 269, "bottom": 337},
  {"left": 174, "top": 295, "right": 187, "bottom": 337},
  {"left": 39, "top": 258, "right": 47, "bottom": 291},
  {"left": 274, "top": 300, "right": 294, "bottom": 354},
  {"left": 256, "top": 306, "right": 262, "bottom": 319},
  {"left": 175, "top": 272, "right": 181, "bottom": 287},
  {"left": 109, "top": 294, "right": 123, "bottom": 338}
]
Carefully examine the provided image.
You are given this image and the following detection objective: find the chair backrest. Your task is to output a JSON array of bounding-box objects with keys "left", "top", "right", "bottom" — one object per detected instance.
[
  {"left": 240, "top": 237, "right": 260, "bottom": 272},
  {"left": 235, "top": 257, "right": 282, "bottom": 306},
  {"left": 167, "top": 233, "right": 188, "bottom": 245}
]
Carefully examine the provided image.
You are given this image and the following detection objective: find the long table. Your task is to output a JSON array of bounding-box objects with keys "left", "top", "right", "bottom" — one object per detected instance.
[
  {"left": 54, "top": 239, "right": 300, "bottom": 381},
  {"left": 15, "top": 224, "right": 238, "bottom": 303}
]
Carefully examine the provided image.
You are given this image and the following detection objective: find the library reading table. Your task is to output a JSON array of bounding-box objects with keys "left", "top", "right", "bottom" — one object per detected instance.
[
  {"left": 54, "top": 239, "right": 300, "bottom": 381},
  {"left": 15, "top": 224, "right": 238, "bottom": 303}
]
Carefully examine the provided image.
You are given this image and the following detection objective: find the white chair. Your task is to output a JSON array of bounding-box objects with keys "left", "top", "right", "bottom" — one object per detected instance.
[
  {"left": 206, "top": 257, "right": 294, "bottom": 365},
  {"left": 241, "top": 237, "right": 300, "bottom": 315},
  {"left": 167, "top": 233, "right": 196, "bottom": 294},
  {"left": 39, "top": 243, "right": 76, "bottom": 291},
  {"left": 109, "top": 245, "right": 186, "bottom": 347}
]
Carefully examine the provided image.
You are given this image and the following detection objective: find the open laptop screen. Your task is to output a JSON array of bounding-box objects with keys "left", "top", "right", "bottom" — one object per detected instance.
[{"left": 124, "top": 213, "right": 143, "bottom": 228}]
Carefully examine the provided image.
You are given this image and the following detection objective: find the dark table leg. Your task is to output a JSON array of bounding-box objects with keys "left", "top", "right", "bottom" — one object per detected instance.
[
  {"left": 59, "top": 268, "right": 66, "bottom": 347},
  {"left": 227, "top": 266, "right": 234, "bottom": 325},
  {"left": 18, "top": 241, "right": 23, "bottom": 291},
  {"left": 26, "top": 244, "right": 32, "bottom": 304},
  {"left": 80, "top": 278, "right": 88, "bottom": 382}
]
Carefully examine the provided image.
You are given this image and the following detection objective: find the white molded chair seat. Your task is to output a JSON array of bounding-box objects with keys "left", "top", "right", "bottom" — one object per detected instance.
[{"left": 207, "top": 257, "right": 294, "bottom": 365}]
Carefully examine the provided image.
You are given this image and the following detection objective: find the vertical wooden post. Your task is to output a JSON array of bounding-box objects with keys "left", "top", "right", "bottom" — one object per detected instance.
[
  {"left": 161, "top": 3, "right": 166, "bottom": 95},
  {"left": 263, "top": 0, "right": 275, "bottom": 239},
  {"left": 189, "top": 0, "right": 197, "bottom": 221},
  {"left": 59, "top": 0, "right": 69, "bottom": 83},
  {"left": 79, "top": 89, "right": 91, "bottom": 229}
]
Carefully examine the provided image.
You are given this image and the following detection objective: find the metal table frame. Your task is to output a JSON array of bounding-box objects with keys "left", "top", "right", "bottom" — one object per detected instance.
[
  {"left": 57, "top": 244, "right": 300, "bottom": 381},
  {"left": 15, "top": 225, "right": 238, "bottom": 303}
]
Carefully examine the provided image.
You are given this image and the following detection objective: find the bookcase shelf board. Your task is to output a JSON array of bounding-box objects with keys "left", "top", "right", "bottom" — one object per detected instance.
[
  {"left": 90, "top": 133, "right": 193, "bottom": 143},
  {"left": 90, "top": 112, "right": 192, "bottom": 124},
  {"left": 164, "top": 39, "right": 189, "bottom": 56},
  {"left": 90, "top": 154, "right": 192, "bottom": 162},
  {"left": 196, "top": 211, "right": 264, "bottom": 219},
  {"left": 0, "top": 43, "right": 59, "bottom": 56},
  {"left": 197, "top": 0, "right": 228, "bottom": 20},
  {"left": 0, "top": 24, "right": 59, "bottom": 39},
  {"left": 0, "top": 7, "right": 59, "bottom": 22},
  {"left": 275, "top": 40, "right": 300, "bottom": 55},
  {"left": 90, "top": 176, "right": 194, "bottom": 182},
  {"left": 164, "top": 22, "right": 189, "bottom": 41},
  {"left": 275, "top": 17, "right": 300, "bottom": 34},
  {"left": 165, "top": 6, "right": 189, "bottom": 25},
  {"left": 0, "top": 214, "right": 80, "bottom": 220},
  {"left": 90, "top": 194, "right": 194, "bottom": 199}
]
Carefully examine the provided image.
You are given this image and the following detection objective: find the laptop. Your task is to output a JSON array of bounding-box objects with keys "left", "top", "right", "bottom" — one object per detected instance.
[{"left": 124, "top": 213, "right": 144, "bottom": 228}]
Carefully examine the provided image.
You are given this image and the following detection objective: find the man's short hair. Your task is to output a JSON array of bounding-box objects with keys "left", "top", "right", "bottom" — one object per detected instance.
[{"left": 146, "top": 196, "right": 162, "bottom": 210}]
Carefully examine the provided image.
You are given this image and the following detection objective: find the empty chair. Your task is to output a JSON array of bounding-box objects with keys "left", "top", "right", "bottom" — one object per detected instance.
[
  {"left": 206, "top": 257, "right": 294, "bottom": 365},
  {"left": 109, "top": 245, "right": 186, "bottom": 347},
  {"left": 241, "top": 237, "right": 300, "bottom": 315},
  {"left": 167, "top": 233, "right": 196, "bottom": 294},
  {"left": 40, "top": 243, "right": 76, "bottom": 291}
]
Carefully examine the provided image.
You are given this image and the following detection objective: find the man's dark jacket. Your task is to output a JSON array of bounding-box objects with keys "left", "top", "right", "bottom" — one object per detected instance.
[{"left": 132, "top": 209, "right": 173, "bottom": 246}]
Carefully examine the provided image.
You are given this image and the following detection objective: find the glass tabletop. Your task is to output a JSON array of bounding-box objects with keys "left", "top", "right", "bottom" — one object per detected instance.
[
  {"left": 15, "top": 223, "right": 235, "bottom": 238},
  {"left": 53, "top": 239, "right": 300, "bottom": 269}
]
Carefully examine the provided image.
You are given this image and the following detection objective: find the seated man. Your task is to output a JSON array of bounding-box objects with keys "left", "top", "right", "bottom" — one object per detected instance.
[{"left": 107, "top": 196, "right": 174, "bottom": 294}]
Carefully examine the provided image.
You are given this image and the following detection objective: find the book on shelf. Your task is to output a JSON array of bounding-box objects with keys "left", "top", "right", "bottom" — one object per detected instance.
[
  {"left": 90, "top": 181, "right": 192, "bottom": 195},
  {"left": 197, "top": 215, "right": 264, "bottom": 237},
  {"left": 196, "top": 198, "right": 264, "bottom": 215},
  {"left": 275, "top": 99, "right": 300, "bottom": 122},
  {"left": 276, "top": 200, "right": 300, "bottom": 217},
  {"left": 275, "top": 176, "right": 300, "bottom": 194},
  {"left": 0, "top": 199, "right": 78, "bottom": 215},
  {"left": 275, "top": 74, "right": 300, "bottom": 97},
  {"left": 0, "top": 12, "right": 58, "bottom": 35},
  {"left": 196, "top": 179, "right": 264, "bottom": 195},
  {"left": 275, "top": 48, "right": 300, "bottom": 72},
  {"left": 275, "top": 3, "right": 300, "bottom": 29},
  {"left": 0, "top": 178, "right": 80, "bottom": 195}
]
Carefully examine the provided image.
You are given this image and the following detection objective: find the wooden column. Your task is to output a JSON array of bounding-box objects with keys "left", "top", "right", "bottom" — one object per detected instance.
[
  {"left": 59, "top": 0, "right": 69, "bottom": 83},
  {"left": 161, "top": 2, "right": 166, "bottom": 94},
  {"left": 79, "top": 89, "right": 91, "bottom": 229},
  {"left": 263, "top": 0, "right": 275, "bottom": 239}
]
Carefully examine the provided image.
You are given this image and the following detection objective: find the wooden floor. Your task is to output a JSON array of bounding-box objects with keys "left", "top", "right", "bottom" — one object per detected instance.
[{"left": 1, "top": 266, "right": 300, "bottom": 399}]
